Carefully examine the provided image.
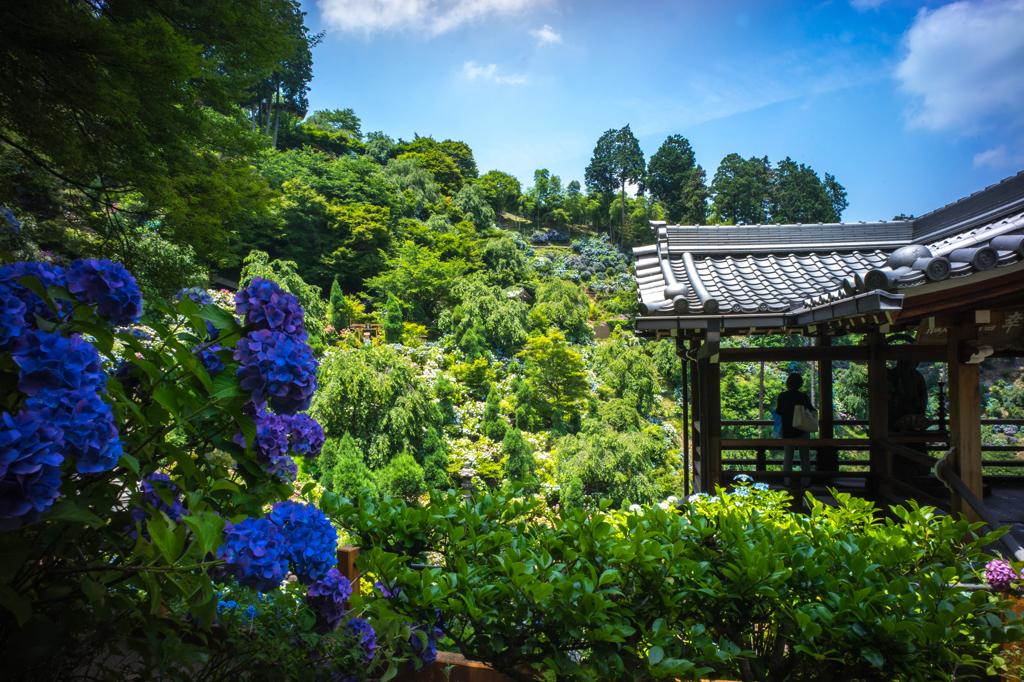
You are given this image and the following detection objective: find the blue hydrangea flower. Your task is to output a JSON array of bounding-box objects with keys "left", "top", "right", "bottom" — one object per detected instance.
[
  {"left": 1, "top": 207, "right": 20, "bottom": 233},
  {"left": 305, "top": 567, "right": 352, "bottom": 631},
  {"left": 0, "top": 261, "right": 67, "bottom": 322},
  {"left": 175, "top": 287, "right": 214, "bottom": 306},
  {"left": 27, "top": 388, "right": 122, "bottom": 474},
  {"left": 13, "top": 330, "right": 105, "bottom": 395},
  {"left": 232, "top": 402, "right": 292, "bottom": 478},
  {"left": 65, "top": 258, "right": 142, "bottom": 325},
  {"left": 215, "top": 516, "right": 288, "bottom": 593},
  {"left": 197, "top": 343, "right": 225, "bottom": 378},
  {"left": 269, "top": 500, "right": 338, "bottom": 584},
  {"left": 235, "top": 278, "right": 307, "bottom": 341},
  {"left": 344, "top": 618, "right": 377, "bottom": 662},
  {"left": 268, "top": 454, "right": 297, "bottom": 481},
  {"left": 753, "top": 482, "right": 770, "bottom": 491},
  {"left": 234, "top": 330, "right": 318, "bottom": 415},
  {"left": 127, "top": 473, "right": 186, "bottom": 540},
  {"left": 0, "top": 406, "right": 66, "bottom": 530},
  {"left": 0, "top": 283, "right": 28, "bottom": 352},
  {"left": 409, "top": 622, "right": 439, "bottom": 669},
  {"left": 245, "top": 604, "right": 259, "bottom": 620},
  {"left": 217, "top": 599, "right": 239, "bottom": 613},
  {"left": 282, "top": 413, "right": 325, "bottom": 458}
]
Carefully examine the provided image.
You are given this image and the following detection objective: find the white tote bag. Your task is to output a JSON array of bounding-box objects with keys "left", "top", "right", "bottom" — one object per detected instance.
[{"left": 792, "top": 405, "right": 819, "bottom": 433}]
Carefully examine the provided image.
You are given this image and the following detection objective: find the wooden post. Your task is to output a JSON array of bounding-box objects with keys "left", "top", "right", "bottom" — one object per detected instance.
[
  {"left": 867, "top": 332, "right": 889, "bottom": 498},
  {"left": 690, "top": 338, "right": 701, "bottom": 492},
  {"left": 677, "top": 335, "right": 690, "bottom": 498},
  {"left": 817, "top": 336, "right": 837, "bottom": 474},
  {"left": 947, "top": 322, "right": 983, "bottom": 522},
  {"left": 337, "top": 545, "right": 360, "bottom": 595},
  {"left": 701, "top": 321, "right": 722, "bottom": 491}
]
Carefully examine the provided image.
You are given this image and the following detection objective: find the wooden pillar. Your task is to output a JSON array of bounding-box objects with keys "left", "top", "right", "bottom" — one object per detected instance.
[
  {"left": 700, "top": 321, "right": 722, "bottom": 492},
  {"left": 867, "top": 332, "right": 890, "bottom": 498},
  {"left": 817, "top": 336, "right": 836, "bottom": 474},
  {"left": 676, "top": 335, "right": 690, "bottom": 498},
  {"left": 947, "top": 323, "right": 982, "bottom": 522},
  {"left": 337, "top": 545, "right": 361, "bottom": 595},
  {"left": 690, "top": 338, "right": 701, "bottom": 492}
]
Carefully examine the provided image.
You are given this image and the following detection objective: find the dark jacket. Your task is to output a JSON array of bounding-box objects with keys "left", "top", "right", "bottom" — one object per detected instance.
[{"left": 775, "top": 390, "right": 816, "bottom": 438}]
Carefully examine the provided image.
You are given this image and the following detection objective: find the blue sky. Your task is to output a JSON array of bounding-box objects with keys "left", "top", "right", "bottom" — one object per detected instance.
[{"left": 301, "top": 0, "right": 1024, "bottom": 222}]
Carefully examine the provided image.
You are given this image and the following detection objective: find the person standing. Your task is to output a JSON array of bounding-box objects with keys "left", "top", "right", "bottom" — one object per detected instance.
[{"left": 775, "top": 373, "right": 816, "bottom": 488}]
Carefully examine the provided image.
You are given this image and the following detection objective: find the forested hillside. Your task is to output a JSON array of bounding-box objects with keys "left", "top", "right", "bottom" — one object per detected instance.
[{"left": 2, "top": 1, "right": 1022, "bottom": 509}]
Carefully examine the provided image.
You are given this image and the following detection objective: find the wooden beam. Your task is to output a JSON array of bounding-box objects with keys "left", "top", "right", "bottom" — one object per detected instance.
[
  {"left": 689, "top": 338, "right": 701, "bottom": 492},
  {"left": 897, "top": 266, "right": 1024, "bottom": 322},
  {"left": 867, "top": 332, "right": 889, "bottom": 497},
  {"left": 716, "top": 345, "right": 945, "bottom": 363},
  {"left": 721, "top": 438, "right": 870, "bottom": 448},
  {"left": 947, "top": 322, "right": 983, "bottom": 522}
]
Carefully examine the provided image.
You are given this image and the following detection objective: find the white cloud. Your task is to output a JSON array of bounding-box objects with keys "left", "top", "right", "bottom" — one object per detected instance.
[
  {"left": 850, "top": 0, "right": 886, "bottom": 11},
  {"left": 463, "top": 61, "right": 527, "bottom": 84},
  {"left": 318, "top": 0, "right": 547, "bottom": 35},
  {"left": 973, "top": 144, "right": 1024, "bottom": 168},
  {"left": 463, "top": 61, "right": 497, "bottom": 80},
  {"left": 529, "top": 24, "right": 561, "bottom": 44},
  {"left": 895, "top": 0, "right": 1024, "bottom": 133}
]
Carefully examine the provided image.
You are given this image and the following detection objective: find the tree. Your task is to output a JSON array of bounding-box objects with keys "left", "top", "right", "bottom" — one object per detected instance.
[
  {"left": 326, "top": 433, "right": 378, "bottom": 503},
  {"left": 512, "top": 377, "right": 541, "bottom": 432},
  {"left": 481, "top": 383, "right": 508, "bottom": 442},
  {"left": 399, "top": 149, "right": 463, "bottom": 196},
  {"left": 421, "top": 427, "right": 451, "bottom": 490},
  {"left": 554, "top": 419, "right": 661, "bottom": 508},
  {"left": 481, "top": 238, "right": 528, "bottom": 287},
  {"left": 646, "top": 135, "right": 710, "bottom": 224},
  {"left": 709, "top": 154, "right": 772, "bottom": 225},
  {"left": 517, "top": 329, "right": 589, "bottom": 420},
  {"left": 303, "top": 108, "right": 362, "bottom": 136},
  {"left": 384, "top": 156, "right": 445, "bottom": 220},
  {"left": 478, "top": 170, "right": 522, "bottom": 217},
  {"left": 584, "top": 125, "right": 646, "bottom": 242},
  {"left": 384, "top": 293, "right": 404, "bottom": 344},
  {"left": 445, "top": 278, "right": 529, "bottom": 354},
  {"left": 769, "top": 157, "right": 848, "bottom": 224},
  {"left": 453, "top": 183, "right": 496, "bottom": 231},
  {"left": 439, "top": 139, "right": 479, "bottom": 180},
  {"left": 592, "top": 335, "right": 660, "bottom": 417},
  {"left": 502, "top": 429, "right": 536, "bottom": 483},
  {"left": 529, "top": 279, "right": 592, "bottom": 342},
  {"left": 366, "top": 240, "right": 469, "bottom": 322},
  {"left": 381, "top": 453, "right": 427, "bottom": 501},
  {"left": 329, "top": 278, "right": 346, "bottom": 330}
]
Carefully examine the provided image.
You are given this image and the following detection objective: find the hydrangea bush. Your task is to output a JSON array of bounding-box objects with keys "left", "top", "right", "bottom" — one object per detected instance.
[{"left": 0, "top": 263, "right": 404, "bottom": 681}]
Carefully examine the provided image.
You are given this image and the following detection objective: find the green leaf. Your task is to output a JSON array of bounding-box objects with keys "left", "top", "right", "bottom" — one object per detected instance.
[
  {"left": 0, "top": 583, "right": 32, "bottom": 626},
  {"left": 17, "top": 275, "right": 58, "bottom": 314},
  {"left": 199, "top": 304, "right": 238, "bottom": 331},
  {"left": 647, "top": 645, "right": 664, "bottom": 665},
  {"left": 210, "top": 371, "right": 247, "bottom": 400},
  {"left": 44, "top": 500, "right": 104, "bottom": 528},
  {"left": 862, "top": 647, "right": 884, "bottom": 668},
  {"left": 152, "top": 387, "right": 180, "bottom": 419},
  {"left": 120, "top": 452, "right": 140, "bottom": 474}
]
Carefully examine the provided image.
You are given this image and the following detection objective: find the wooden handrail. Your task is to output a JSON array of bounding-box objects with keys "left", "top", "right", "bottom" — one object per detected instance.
[
  {"left": 934, "top": 450, "right": 1024, "bottom": 562},
  {"left": 721, "top": 438, "right": 868, "bottom": 448},
  {"left": 875, "top": 439, "right": 941, "bottom": 468},
  {"left": 878, "top": 474, "right": 951, "bottom": 512}
]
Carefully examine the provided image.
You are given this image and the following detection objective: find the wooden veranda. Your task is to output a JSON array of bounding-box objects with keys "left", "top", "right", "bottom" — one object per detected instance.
[{"left": 632, "top": 171, "right": 1024, "bottom": 557}]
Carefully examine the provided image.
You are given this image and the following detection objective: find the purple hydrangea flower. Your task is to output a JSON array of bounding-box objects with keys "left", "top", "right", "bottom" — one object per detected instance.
[
  {"left": 127, "top": 473, "right": 186, "bottom": 540},
  {"left": 197, "top": 343, "right": 225, "bottom": 378},
  {"left": 215, "top": 516, "right": 288, "bottom": 593},
  {"left": 235, "top": 278, "right": 307, "bottom": 341},
  {"left": 269, "top": 500, "right": 338, "bottom": 584},
  {"left": 344, "top": 618, "right": 377, "bottom": 662},
  {"left": 0, "top": 406, "right": 67, "bottom": 529},
  {"left": 282, "top": 413, "right": 326, "bottom": 458},
  {"left": 305, "top": 567, "right": 352, "bottom": 632},
  {"left": 232, "top": 402, "right": 293, "bottom": 478},
  {"left": 12, "top": 330, "right": 105, "bottom": 395},
  {"left": 64, "top": 258, "right": 142, "bottom": 325},
  {"left": 410, "top": 623, "right": 439, "bottom": 669},
  {"left": 0, "top": 283, "right": 28, "bottom": 352},
  {"left": 0, "top": 261, "right": 67, "bottom": 322},
  {"left": 985, "top": 559, "right": 1023, "bottom": 593},
  {"left": 175, "top": 287, "right": 214, "bottom": 307},
  {"left": 234, "top": 330, "right": 318, "bottom": 415},
  {"left": 28, "top": 388, "right": 122, "bottom": 474}
]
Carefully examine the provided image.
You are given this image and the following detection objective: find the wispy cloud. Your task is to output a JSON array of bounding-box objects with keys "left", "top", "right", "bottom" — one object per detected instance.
[
  {"left": 529, "top": 24, "right": 561, "bottom": 44},
  {"left": 973, "top": 143, "right": 1024, "bottom": 169},
  {"left": 318, "top": 0, "right": 548, "bottom": 35},
  {"left": 850, "top": 0, "right": 886, "bottom": 11},
  {"left": 463, "top": 61, "right": 527, "bottom": 84},
  {"left": 895, "top": 0, "right": 1024, "bottom": 133}
]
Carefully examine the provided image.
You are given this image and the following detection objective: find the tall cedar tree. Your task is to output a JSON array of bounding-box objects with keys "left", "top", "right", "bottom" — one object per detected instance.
[
  {"left": 481, "top": 383, "right": 507, "bottom": 442},
  {"left": 584, "top": 125, "right": 646, "bottom": 243},
  {"left": 502, "top": 428, "right": 536, "bottom": 484},
  {"left": 384, "top": 292, "right": 403, "bottom": 344},
  {"left": 329, "top": 277, "right": 347, "bottom": 330},
  {"left": 646, "top": 135, "right": 710, "bottom": 225},
  {"left": 421, "top": 427, "right": 451, "bottom": 490}
]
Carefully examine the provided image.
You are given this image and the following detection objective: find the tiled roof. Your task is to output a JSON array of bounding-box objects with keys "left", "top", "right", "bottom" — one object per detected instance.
[{"left": 633, "top": 170, "right": 1024, "bottom": 325}]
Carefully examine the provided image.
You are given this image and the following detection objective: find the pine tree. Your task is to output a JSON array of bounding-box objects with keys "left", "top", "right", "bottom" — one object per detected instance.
[
  {"left": 512, "top": 377, "right": 540, "bottom": 431},
  {"left": 421, "top": 426, "right": 451, "bottom": 490},
  {"left": 502, "top": 428, "right": 535, "bottom": 484},
  {"left": 480, "top": 383, "right": 507, "bottom": 442},
  {"left": 458, "top": 317, "right": 487, "bottom": 360},
  {"left": 434, "top": 375, "right": 457, "bottom": 426},
  {"left": 383, "top": 292, "right": 403, "bottom": 344},
  {"left": 329, "top": 433, "right": 378, "bottom": 504},
  {"left": 382, "top": 452, "right": 427, "bottom": 500},
  {"left": 329, "top": 277, "right": 348, "bottom": 331}
]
